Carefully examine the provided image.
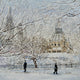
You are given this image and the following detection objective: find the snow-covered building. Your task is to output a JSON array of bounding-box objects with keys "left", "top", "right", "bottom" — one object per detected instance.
[
  {"left": 47, "top": 27, "right": 73, "bottom": 53},
  {"left": 4, "top": 7, "right": 15, "bottom": 45},
  {"left": 3, "top": 7, "right": 24, "bottom": 46}
]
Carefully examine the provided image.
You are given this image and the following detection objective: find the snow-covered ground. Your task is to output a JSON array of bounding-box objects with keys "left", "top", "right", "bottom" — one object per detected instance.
[
  {"left": 0, "top": 67, "right": 80, "bottom": 80},
  {"left": 37, "top": 53, "right": 79, "bottom": 64},
  {"left": 0, "top": 53, "right": 79, "bottom": 66},
  {"left": 0, "top": 53, "right": 79, "bottom": 80}
]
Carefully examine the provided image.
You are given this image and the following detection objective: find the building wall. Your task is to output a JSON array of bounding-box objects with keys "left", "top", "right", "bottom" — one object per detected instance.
[{"left": 47, "top": 37, "right": 72, "bottom": 53}]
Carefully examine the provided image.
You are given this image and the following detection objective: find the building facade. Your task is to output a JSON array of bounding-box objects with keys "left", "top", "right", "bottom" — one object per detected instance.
[{"left": 47, "top": 28, "right": 73, "bottom": 53}]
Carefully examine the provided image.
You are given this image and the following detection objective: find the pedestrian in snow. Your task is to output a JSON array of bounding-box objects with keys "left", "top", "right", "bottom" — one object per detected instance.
[
  {"left": 53, "top": 63, "right": 58, "bottom": 74},
  {"left": 23, "top": 60, "right": 27, "bottom": 72}
]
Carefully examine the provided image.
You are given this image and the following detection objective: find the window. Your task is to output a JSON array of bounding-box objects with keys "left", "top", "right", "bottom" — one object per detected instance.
[
  {"left": 48, "top": 51, "right": 51, "bottom": 53},
  {"left": 53, "top": 51, "right": 56, "bottom": 53},
  {"left": 58, "top": 44, "right": 60, "bottom": 46},
  {"left": 57, "top": 50, "right": 61, "bottom": 52}
]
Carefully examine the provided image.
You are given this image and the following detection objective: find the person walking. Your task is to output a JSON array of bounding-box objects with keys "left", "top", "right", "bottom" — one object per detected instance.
[
  {"left": 23, "top": 60, "right": 27, "bottom": 72},
  {"left": 53, "top": 63, "right": 58, "bottom": 74}
]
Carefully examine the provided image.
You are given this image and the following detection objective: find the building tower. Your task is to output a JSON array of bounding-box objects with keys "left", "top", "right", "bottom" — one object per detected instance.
[
  {"left": 5, "top": 7, "right": 15, "bottom": 45},
  {"left": 47, "top": 19, "right": 72, "bottom": 53}
]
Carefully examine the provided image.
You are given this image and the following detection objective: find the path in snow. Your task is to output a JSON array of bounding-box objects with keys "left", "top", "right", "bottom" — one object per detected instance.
[{"left": 0, "top": 68, "right": 80, "bottom": 80}]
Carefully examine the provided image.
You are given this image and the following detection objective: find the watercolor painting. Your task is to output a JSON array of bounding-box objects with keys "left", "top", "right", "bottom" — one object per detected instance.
[{"left": 0, "top": 0, "right": 80, "bottom": 80}]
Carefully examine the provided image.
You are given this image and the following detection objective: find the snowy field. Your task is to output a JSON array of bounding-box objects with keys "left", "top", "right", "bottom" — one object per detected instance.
[
  {"left": 0, "top": 53, "right": 80, "bottom": 80},
  {"left": 0, "top": 67, "right": 80, "bottom": 80}
]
